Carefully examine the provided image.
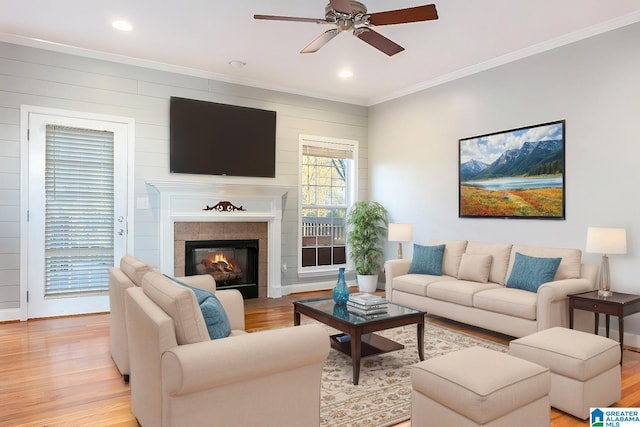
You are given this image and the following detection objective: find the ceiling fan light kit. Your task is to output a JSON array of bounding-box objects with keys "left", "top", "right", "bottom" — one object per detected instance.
[{"left": 254, "top": 1, "right": 438, "bottom": 56}]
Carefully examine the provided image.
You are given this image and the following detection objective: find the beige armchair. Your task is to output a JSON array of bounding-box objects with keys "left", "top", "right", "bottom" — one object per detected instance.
[
  {"left": 109, "top": 255, "right": 217, "bottom": 381},
  {"left": 125, "top": 272, "right": 330, "bottom": 427}
]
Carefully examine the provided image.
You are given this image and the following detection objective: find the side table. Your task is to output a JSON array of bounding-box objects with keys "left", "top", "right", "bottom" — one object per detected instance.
[{"left": 569, "top": 290, "right": 640, "bottom": 363}]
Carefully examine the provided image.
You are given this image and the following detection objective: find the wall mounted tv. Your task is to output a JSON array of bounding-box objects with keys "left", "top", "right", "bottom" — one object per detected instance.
[{"left": 170, "top": 97, "right": 276, "bottom": 178}]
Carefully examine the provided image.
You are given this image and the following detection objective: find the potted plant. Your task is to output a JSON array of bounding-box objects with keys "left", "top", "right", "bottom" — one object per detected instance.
[{"left": 346, "top": 201, "right": 388, "bottom": 292}]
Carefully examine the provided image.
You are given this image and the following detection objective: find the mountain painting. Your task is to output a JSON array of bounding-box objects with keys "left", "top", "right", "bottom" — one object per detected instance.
[{"left": 459, "top": 120, "right": 565, "bottom": 219}]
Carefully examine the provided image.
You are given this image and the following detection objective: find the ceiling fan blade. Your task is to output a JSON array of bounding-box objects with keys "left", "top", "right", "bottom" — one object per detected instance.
[
  {"left": 329, "top": 0, "right": 353, "bottom": 14},
  {"left": 254, "top": 14, "right": 328, "bottom": 24},
  {"left": 368, "top": 4, "right": 438, "bottom": 26},
  {"left": 355, "top": 28, "right": 404, "bottom": 56},
  {"left": 301, "top": 28, "right": 341, "bottom": 54}
]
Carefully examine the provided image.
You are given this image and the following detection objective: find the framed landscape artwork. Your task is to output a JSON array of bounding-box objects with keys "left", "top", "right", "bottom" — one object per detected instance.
[{"left": 458, "top": 120, "right": 565, "bottom": 219}]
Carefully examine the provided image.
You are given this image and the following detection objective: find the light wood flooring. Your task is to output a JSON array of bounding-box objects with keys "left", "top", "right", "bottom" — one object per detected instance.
[{"left": 1, "top": 289, "right": 639, "bottom": 426}]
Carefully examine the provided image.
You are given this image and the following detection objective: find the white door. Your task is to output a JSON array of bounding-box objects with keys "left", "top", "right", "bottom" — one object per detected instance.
[{"left": 24, "top": 108, "right": 132, "bottom": 318}]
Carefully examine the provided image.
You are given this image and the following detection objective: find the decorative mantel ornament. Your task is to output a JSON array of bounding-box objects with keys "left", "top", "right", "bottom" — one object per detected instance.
[{"left": 203, "top": 201, "right": 246, "bottom": 212}]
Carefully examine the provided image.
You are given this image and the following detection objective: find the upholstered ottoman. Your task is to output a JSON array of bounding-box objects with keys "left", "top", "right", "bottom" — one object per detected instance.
[
  {"left": 411, "top": 346, "right": 550, "bottom": 426},
  {"left": 509, "top": 327, "right": 621, "bottom": 419}
]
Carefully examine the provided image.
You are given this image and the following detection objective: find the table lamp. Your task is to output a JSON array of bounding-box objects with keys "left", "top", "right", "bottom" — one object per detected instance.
[
  {"left": 388, "top": 223, "right": 413, "bottom": 259},
  {"left": 586, "top": 226, "right": 627, "bottom": 297}
]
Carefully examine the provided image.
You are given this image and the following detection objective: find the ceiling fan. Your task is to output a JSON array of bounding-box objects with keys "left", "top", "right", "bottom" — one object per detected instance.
[{"left": 254, "top": 0, "right": 438, "bottom": 56}]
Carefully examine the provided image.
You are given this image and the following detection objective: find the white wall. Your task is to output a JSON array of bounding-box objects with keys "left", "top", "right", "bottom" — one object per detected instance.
[
  {"left": 0, "top": 41, "right": 368, "bottom": 317},
  {"left": 369, "top": 22, "right": 640, "bottom": 341}
]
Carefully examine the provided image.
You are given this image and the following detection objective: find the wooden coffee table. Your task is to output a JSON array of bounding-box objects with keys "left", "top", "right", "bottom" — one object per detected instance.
[{"left": 293, "top": 298, "right": 425, "bottom": 385}]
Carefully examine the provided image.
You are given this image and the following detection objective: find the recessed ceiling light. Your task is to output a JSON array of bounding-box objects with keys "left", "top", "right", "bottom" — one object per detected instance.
[
  {"left": 338, "top": 70, "right": 353, "bottom": 79},
  {"left": 112, "top": 20, "right": 133, "bottom": 32},
  {"left": 229, "top": 60, "right": 247, "bottom": 69}
]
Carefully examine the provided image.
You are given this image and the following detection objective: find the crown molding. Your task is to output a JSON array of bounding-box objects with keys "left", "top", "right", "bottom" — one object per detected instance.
[
  {"left": 0, "top": 32, "right": 366, "bottom": 106},
  {"left": 2, "top": 9, "right": 639, "bottom": 109},
  {"left": 366, "top": 10, "right": 640, "bottom": 106}
]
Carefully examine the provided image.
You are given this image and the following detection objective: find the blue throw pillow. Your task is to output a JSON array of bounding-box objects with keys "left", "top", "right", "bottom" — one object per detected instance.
[
  {"left": 408, "top": 244, "right": 445, "bottom": 275},
  {"left": 506, "top": 253, "right": 562, "bottom": 292},
  {"left": 164, "top": 275, "right": 231, "bottom": 339}
]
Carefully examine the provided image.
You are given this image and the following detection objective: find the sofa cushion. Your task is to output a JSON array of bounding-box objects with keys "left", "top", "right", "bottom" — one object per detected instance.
[
  {"left": 141, "top": 272, "right": 210, "bottom": 345},
  {"left": 408, "top": 244, "right": 445, "bottom": 275},
  {"left": 165, "top": 275, "right": 231, "bottom": 339},
  {"left": 457, "top": 253, "right": 492, "bottom": 283},
  {"left": 429, "top": 240, "right": 468, "bottom": 277},
  {"left": 393, "top": 274, "right": 454, "bottom": 297},
  {"left": 465, "top": 241, "right": 513, "bottom": 285},
  {"left": 427, "top": 280, "right": 502, "bottom": 307},
  {"left": 507, "top": 245, "right": 582, "bottom": 280},
  {"left": 120, "top": 255, "right": 154, "bottom": 286},
  {"left": 473, "top": 288, "right": 538, "bottom": 320},
  {"left": 506, "top": 253, "right": 562, "bottom": 292}
]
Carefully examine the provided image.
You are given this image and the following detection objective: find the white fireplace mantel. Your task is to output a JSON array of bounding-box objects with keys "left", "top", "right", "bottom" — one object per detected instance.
[{"left": 146, "top": 179, "right": 295, "bottom": 298}]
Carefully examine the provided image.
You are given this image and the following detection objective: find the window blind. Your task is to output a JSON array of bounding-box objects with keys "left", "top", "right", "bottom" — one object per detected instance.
[
  {"left": 45, "top": 125, "right": 115, "bottom": 297},
  {"left": 302, "top": 144, "right": 353, "bottom": 160}
]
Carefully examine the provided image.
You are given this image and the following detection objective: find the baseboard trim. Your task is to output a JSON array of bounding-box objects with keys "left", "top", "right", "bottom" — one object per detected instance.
[
  {"left": 282, "top": 280, "right": 336, "bottom": 296},
  {"left": 0, "top": 308, "right": 23, "bottom": 322},
  {"left": 282, "top": 280, "right": 383, "bottom": 296}
]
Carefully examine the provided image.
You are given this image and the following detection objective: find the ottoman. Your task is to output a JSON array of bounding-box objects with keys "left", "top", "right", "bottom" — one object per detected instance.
[
  {"left": 509, "top": 327, "right": 621, "bottom": 419},
  {"left": 411, "top": 346, "right": 550, "bottom": 426}
]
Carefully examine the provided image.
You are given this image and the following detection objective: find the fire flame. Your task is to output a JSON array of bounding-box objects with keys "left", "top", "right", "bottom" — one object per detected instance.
[{"left": 209, "top": 252, "right": 232, "bottom": 268}]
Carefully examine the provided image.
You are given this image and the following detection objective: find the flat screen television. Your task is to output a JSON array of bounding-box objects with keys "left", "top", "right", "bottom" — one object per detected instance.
[{"left": 170, "top": 97, "right": 276, "bottom": 178}]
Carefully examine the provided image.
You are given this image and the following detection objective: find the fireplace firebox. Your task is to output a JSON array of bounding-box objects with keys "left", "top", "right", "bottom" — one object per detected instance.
[{"left": 185, "top": 239, "right": 259, "bottom": 299}]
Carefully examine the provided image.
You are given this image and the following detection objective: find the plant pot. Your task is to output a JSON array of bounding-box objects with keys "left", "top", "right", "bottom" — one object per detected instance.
[{"left": 357, "top": 274, "right": 378, "bottom": 293}]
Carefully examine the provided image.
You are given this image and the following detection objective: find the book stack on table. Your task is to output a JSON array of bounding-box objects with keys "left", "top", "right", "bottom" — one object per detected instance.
[{"left": 347, "top": 293, "right": 388, "bottom": 316}]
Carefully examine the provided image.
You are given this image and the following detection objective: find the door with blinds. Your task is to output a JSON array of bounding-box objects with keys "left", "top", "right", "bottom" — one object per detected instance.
[{"left": 26, "top": 110, "right": 131, "bottom": 318}]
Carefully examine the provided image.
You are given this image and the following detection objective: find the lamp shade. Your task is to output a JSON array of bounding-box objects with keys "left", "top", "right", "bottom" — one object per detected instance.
[
  {"left": 586, "top": 227, "right": 627, "bottom": 255},
  {"left": 388, "top": 223, "right": 413, "bottom": 242}
]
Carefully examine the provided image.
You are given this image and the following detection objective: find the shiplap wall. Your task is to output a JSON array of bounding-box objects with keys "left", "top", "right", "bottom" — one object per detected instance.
[{"left": 0, "top": 41, "right": 368, "bottom": 318}]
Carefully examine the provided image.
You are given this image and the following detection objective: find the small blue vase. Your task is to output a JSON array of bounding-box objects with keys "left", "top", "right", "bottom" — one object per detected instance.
[{"left": 332, "top": 267, "right": 350, "bottom": 304}]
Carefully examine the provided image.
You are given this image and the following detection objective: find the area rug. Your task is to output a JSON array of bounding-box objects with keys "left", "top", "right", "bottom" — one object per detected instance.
[{"left": 317, "top": 322, "right": 508, "bottom": 427}]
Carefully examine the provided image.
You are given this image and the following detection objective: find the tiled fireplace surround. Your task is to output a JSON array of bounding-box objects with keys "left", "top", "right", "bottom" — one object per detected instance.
[
  {"left": 146, "top": 180, "right": 294, "bottom": 298},
  {"left": 174, "top": 222, "right": 268, "bottom": 297}
]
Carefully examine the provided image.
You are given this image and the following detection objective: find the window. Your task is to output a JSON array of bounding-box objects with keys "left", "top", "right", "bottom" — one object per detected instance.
[
  {"left": 299, "top": 135, "right": 357, "bottom": 273},
  {"left": 44, "top": 124, "right": 115, "bottom": 296}
]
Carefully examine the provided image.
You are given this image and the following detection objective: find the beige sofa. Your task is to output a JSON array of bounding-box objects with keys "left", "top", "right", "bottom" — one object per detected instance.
[
  {"left": 125, "top": 271, "right": 330, "bottom": 427},
  {"left": 384, "top": 240, "right": 597, "bottom": 338},
  {"left": 109, "top": 255, "right": 217, "bottom": 380}
]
